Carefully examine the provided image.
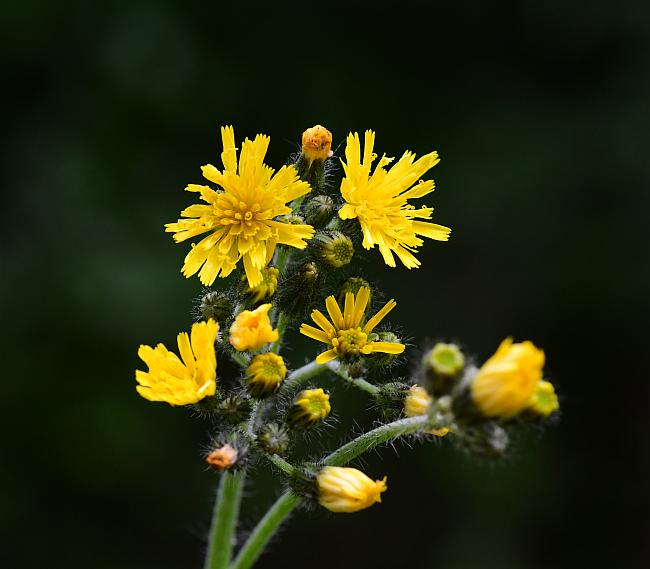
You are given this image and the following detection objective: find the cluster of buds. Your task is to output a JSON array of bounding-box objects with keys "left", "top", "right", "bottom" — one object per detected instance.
[{"left": 134, "top": 120, "right": 560, "bottom": 545}]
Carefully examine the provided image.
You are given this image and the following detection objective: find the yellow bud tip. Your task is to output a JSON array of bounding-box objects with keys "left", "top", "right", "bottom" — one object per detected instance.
[
  {"left": 317, "top": 466, "right": 388, "bottom": 513},
  {"left": 302, "top": 125, "right": 333, "bottom": 161}
]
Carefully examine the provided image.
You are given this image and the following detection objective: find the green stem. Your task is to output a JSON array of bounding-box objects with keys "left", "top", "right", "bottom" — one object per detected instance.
[
  {"left": 264, "top": 454, "right": 299, "bottom": 477},
  {"left": 230, "top": 415, "right": 429, "bottom": 568},
  {"left": 270, "top": 312, "right": 288, "bottom": 354},
  {"left": 230, "top": 491, "right": 301, "bottom": 569},
  {"left": 204, "top": 470, "right": 247, "bottom": 569},
  {"left": 326, "top": 361, "right": 380, "bottom": 396},
  {"left": 231, "top": 351, "right": 250, "bottom": 368},
  {"left": 323, "top": 415, "right": 429, "bottom": 466},
  {"left": 281, "top": 360, "right": 327, "bottom": 392}
]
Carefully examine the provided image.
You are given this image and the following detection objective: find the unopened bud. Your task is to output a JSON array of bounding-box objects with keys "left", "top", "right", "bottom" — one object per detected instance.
[
  {"left": 338, "top": 277, "right": 371, "bottom": 306},
  {"left": 198, "top": 291, "right": 233, "bottom": 325},
  {"left": 304, "top": 195, "right": 336, "bottom": 229},
  {"left": 206, "top": 443, "right": 238, "bottom": 471},
  {"left": 527, "top": 380, "right": 559, "bottom": 417},
  {"left": 242, "top": 267, "right": 279, "bottom": 304},
  {"left": 423, "top": 343, "right": 466, "bottom": 396},
  {"left": 301, "top": 125, "right": 333, "bottom": 163},
  {"left": 315, "top": 231, "right": 355, "bottom": 268},
  {"left": 217, "top": 394, "right": 253, "bottom": 424},
  {"left": 257, "top": 423, "right": 291, "bottom": 455},
  {"left": 287, "top": 388, "right": 331, "bottom": 428},
  {"left": 246, "top": 353, "right": 287, "bottom": 398}
]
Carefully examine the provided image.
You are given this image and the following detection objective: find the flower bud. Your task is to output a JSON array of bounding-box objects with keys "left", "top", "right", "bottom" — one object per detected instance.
[
  {"left": 286, "top": 388, "right": 331, "bottom": 428},
  {"left": 457, "top": 423, "right": 509, "bottom": 459},
  {"left": 276, "top": 261, "right": 321, "bottom": 319},
  {"left": 217, "top": 394, "right": 253, "bottom": 424},
  {"left": 242, "top": 267, "right": 279, "bottom": 304},
  {"left": 317, "top": 466, "right": 387, "bottom": 513},
  {"left": 404, "top": 385, "right": 450, "bottom": 437},
  {"left": 314, "top": 231, "right": 354, "bottom": 268},
  {"left": 197, "top": 291, "right": 233, "bottom": 325},
  {"left": 257, "top": 423, "right": 291, "bottom": 455},
  {"left": 304, "top": 195, "right": 336, "bottom": 229},
  {"left": 206, "top": 443, "right": 238, "bottom": 471},
  {"left": 229, "top": 303, "right": 279, "bottom": 351},
  {"left": 527, "top": 380, "right": 559, "bottom": 417},
  {"left": 301, "top": 125, "right": 333, "bottom": 163},
  {"left": 471, "top": 338, "right": 544, "bottom": 418},
  {"left": 423, "top": 342, "right": 466, "bottom": 396},
  {"left": 337, "top": 277, "right": 371, "bottom": 306},
  {"left": 246, "top": 353, "right": 287, "bottom": 398}
]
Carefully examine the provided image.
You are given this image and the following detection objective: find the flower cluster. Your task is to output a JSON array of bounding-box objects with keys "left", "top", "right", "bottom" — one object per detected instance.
[{"left": 134, "top": 123, "right": 560, "bottom": 567}]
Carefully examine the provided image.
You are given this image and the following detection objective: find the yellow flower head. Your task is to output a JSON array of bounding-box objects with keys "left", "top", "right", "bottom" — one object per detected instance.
[
  {"left": 301, "top": 124, "right": 333, "bottom": 163},
  {"left": 246, "top": 352, "right": 287, "bottom": 397},
  {"left": 229, "top": 303, "right": 278, "bottom": 351},
  {"left": 317, "top": 466, "right": 387, "bottom": 513},
  {"left": 338, "top": 131, "right": 451, "bottom": 269},
  {"left": 471, "top": 338, "right": 545, "bottom": 418},
  {"left": 299, "top": 287, "right": 405, "bottom": 364},
  {"left": 528, "top": 380, "right": 559, "bottom": 417},
  {"left": 136, "top": 319, "right": 218, "bottom": 406},
  {"left": 287, "top": 388, "right": 331, "bottom": 428},
  {"left": 404, "top": 385, "right": 450, "bottom": 437},
  {"left": 165, "top": 126, "right": 315, "bottom": 288},
  {"left": 243, "top": 266, "right": 279, "bottom": 303}
]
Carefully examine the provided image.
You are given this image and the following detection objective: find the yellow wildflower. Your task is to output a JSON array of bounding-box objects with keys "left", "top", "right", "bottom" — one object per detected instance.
[
  {"left": 338, "top": 131, "right": 451, "bottom": 269},
  {"left": 229, "top": 303, "right": 279, "bottom": 351},
  {"left": 528, "top": 380, "right": 559, "bottom": 417},
  {"left": 317, "top": 466, "right": 387, "bottom": 513},
  {"left": 135, "top": 319, "right": 218, "bottom": 406},
  {"left": 165, "top": 126, "right": 314, "bottom": 288},
  {"left": 299, "top": 287, "right": 405, "bottom": 364},
  {"left": 246, "top": 353, "right": 287, "bottom": 397},
  {"left": 471, "top": 338, "right": 545, "bottom": 418},
  {"left": 404, "top": 385, "right": 450, "bottom": 437}
]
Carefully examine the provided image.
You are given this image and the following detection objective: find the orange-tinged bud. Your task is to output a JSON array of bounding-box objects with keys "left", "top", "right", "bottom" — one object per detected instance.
[
  {"left": 301, "top": 125, "right": 333, "bottom": 162},
  {"left": 206, "top": 443, "right": 238, "bottom": 471}
]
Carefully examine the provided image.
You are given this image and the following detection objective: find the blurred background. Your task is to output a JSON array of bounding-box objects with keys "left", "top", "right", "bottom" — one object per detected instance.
[{"left": 2, "top": 1, "right": 649, "bottom": 567}]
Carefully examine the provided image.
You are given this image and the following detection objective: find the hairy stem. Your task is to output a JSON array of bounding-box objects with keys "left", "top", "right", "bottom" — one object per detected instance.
[
  {"left": 204, "top": 470, "right": 247, "bottom": 569},
  {"left": 323, "top": 415, "right": 429, "bottom": 466},
  {"left": 230, "top": 491, "right": 301, "bottom": 569},
  {"left": 327, "top": 361, "right": 380, "bottom": 396},
  {"left": 264, "top": 454, "right": 300, "bottom": 477},
  {"left": 281, "top": 360, "right": 328, "bottom": 392},
  {"left": 230, "top": 415, "right": 429, "bottom": 567}
]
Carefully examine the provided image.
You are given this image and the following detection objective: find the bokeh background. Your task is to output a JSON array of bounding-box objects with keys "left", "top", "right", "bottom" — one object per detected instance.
[{"left": 2, "top": 1, "right": 649, "bottom": 568}]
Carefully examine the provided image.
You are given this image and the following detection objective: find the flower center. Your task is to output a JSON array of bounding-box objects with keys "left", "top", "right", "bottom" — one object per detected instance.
[
  {"left": 332, "top": 327, "right": 368, "bottom": 355},
  {"left": 220, "top": 201, "right": 262, "bottom": 227}
]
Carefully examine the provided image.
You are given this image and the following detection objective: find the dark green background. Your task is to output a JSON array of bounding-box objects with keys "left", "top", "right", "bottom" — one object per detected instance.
[{"left": 2, "top": 1, "right": 649, "bottom": 568}]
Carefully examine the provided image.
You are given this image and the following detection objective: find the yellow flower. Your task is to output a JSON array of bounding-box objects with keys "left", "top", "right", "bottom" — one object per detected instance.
[
  {"left": 404, "top": 385, "right": 450, "bottom": 437},
  {"left": 135, "top": 319, "right": 218, "bottom": 406},
  {"left": 246, "top": 353, "right": 287, "bottom": 397},
  {"left": 338, "top": 131, "right": 451, "bottom": 269},
  {"left": 243, "top": 266, "right": 279, "bottom": 303},
  {"left": 301, "top": 124, "right": 333, "bottom": 163},
  {"left": 229, "top": 303, "right": 278, "bottom": 351},
  {"left": 317, "top": 466, "right": 387, "bottom": 513},
  {"left": 299, "top": 287, "right": 405, "bottom": 364},
  {"left": 165, "top": 126, "right": 315, "bottom": 288},
  {"left": 286, "top": 388, "right": 331, "bottom": 428},
  {"left": 528, "top": 380, "right": 559, "bottom": 417},
  {"left": 471, "top": 338, "right": 545, "bottom": 418}
]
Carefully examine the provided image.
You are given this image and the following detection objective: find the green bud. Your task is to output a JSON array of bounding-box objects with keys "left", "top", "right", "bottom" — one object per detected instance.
[
  {"left": 276, "top": 261, "right": 321, "bottom": 319},
  {"left": 257, "top": 423, "right": 291, "bottom": 455},
  {"left": 198, "top": 291, "right": 233, "bottom": 325},
  {"left": 423, "top": 343, "right": 466, "bottom": 396},
  {"left": 217, "top": 394, "right": 253, "bottom": 424},
  {"left": 304, "top": 195, "right": 336, "bottom": 228},
  {"left": 240, "top": 267, "right": 279, "bottom": 304},
  {"left": 338, "top": 277, "right": 371, "bottom": 306},
  {"left": 456, "top": 423, "right": 509, "bottom": 459}
]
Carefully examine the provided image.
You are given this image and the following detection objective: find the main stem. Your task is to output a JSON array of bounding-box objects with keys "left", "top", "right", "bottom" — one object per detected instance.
[
  {"left": 204, "top": 470, "right": 247, "bottom": 569},
  {"left": 229, "top": 414, "right": 430, "bottom": 568}
]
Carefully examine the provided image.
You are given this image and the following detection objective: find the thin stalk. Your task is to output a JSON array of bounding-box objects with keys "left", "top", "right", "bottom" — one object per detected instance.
[
  {"left": 323, "top": 415, "right": 429, "bottom": 466},
  {"left": 327, "top": 361, "right": 380, "bottom": 396},
  {"left": 229, "top": 491, "right": 301, "bottom": 569},
  {"left": 281, "top": 360, "right": 327, "bottom": 392},
  {"left": 230, "top": 415, "right": 430, "bottom": 568},
  {"left": 204, "top": 470, "right": 247, "bottom": 569},
  {"left": 264, "top": 454, "right": 300, "bottom": 477}
]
